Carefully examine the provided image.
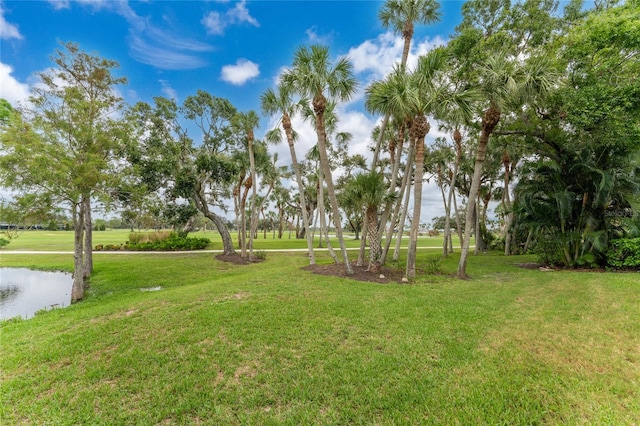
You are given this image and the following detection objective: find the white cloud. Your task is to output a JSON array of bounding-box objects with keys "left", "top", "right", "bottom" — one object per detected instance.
[
  {"left": 0, "top": 5, "right": 22, "bottom": 39},
  {"left": 228, "top": 0, "right": 259, "bottom": 27},
  {"left": 220, "top": 59, "right": 259, "bottom": 85},
  {"left": 202, "top": 0, "right": 259, "bottom": 36},
  {"left": 347, "top": 31, "right": 447, "bottom": 82},
  {"left": 0, "top": 63, "right": 30, "bottom": 106},
  {"left": 45, "top": 0, "right": 213, "bottom": 70},
  {"left": 201, "top": 11, "right": 224, "bottom": 36},
  {"left": 159, "top": 80, "right": 177, "bottom": 100}
]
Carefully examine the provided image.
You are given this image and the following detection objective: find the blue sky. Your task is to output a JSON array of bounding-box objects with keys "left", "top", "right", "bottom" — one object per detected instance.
[{"left": 1, "top": 0, "right": 465, "bottom": 223}]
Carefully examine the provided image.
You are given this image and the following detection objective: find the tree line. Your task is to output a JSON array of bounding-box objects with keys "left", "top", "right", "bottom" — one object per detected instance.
[{"left": 1, "top": 0, "right": 638, "bottom": 301}]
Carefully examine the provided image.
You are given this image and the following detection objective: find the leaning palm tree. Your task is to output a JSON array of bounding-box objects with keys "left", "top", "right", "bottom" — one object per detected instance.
[
  {"left": 283, "top": 45, "right": 358, "bottom": 274},
  {"left": 261, "top": 83, "right": 316, "bottom": 265},
  {"left": 457, "top": 52, "right": 559, "bottom": 278}
]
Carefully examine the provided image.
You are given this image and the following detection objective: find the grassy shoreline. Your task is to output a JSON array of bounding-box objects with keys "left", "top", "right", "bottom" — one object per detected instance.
[{"left": 1, "top": 244, "right": 639, "bottom": 424}]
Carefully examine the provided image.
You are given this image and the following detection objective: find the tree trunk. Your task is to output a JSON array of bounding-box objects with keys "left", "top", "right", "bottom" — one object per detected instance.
[
  {"left": 452, "top": 188, "right": 463, "bottom": 250},
  {"left": 444, "top": 130, "right": 462, "bottom": 256},
  {"left": 283, "top": 113, "right": 316, "bottom": 265},
  {"left": 317, "top": 165, "right": 339, "bottom": 264},
  {"left": 82, "top": 194, "right": 93, "bottom": 280},
  {"left": 458, "top": 105, "right": 500, "bottom": 278},
  {"left": 366, "top": 206, "right": 382, "bottom": 272},
  {"left": 393, "top": 155, "right": 414, "bottom": 262},
  {"left": 377, "top": 124, "right": 406, "bottom": 263},
  {"left": 248, "top": 138, "right": 257, "bottom": 261},
  {"left": 406, "top": 136, "right": 425, "bottom": 279},
  {"left": 314, "top": 96, "right": 353, "bottom": 274},
  {"left": 194, "top": 178, "right": 235, "bottom": 255},
  {"left": 71, "top": 201, "right": 85, "bottom": 302},
  {"left": 406, "top": 115, "right": 429, "bottom": 280},
  {"left": 385, "top": 139, "right": 414, "bottom": 263}
]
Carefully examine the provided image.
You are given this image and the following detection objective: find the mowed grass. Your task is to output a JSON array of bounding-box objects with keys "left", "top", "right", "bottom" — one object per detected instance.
[
  {"left": 1, "top": 228, "right": 456, "bottom": 251},
  {"left": 1, "top": 245, "right": 639, "bottom": 424}
]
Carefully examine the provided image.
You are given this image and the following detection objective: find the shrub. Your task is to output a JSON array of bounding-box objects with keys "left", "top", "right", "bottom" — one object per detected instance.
[
  {"left": 127, "top": 232, "right": 210, "bottom": 251},
  {"left": 0, "top": 238, "right": 9, "bottom": 248},
  {"left": 254, "top": 250, "right": 267, "bottom": 260},
  {"left": 606, "top": 238, "right": 640, "bottom": 270}
]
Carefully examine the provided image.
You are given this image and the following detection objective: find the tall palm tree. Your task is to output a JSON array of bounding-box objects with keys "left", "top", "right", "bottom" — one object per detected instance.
[
  {"left": 371, "top": 0, "right": 442, "bottom": 166},
  {"left": 261, "top": 83, "right": 317, "bottom": 265},
  {"left": 379, "top": 0, "right": 442, "bottom": 67},
  {"left": 365, "top": 67, "right": 416, "bottom": 265},
  {"left": 234, "top": 110, "right": 260, "bottom": 259},
  {"left": 457, "top": 52, "right": 559, "bottom": 278},
  {"left": 283, "top": 45, "right": 358, "bottom": 274}
]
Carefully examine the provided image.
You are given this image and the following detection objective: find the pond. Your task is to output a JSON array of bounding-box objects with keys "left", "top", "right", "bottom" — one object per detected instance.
[{"left": 0, "top": 268, "right": 73, "bottom": 321}]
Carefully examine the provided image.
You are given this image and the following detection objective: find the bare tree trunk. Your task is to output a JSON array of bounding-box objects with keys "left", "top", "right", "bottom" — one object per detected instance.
[
  {"left": 82, "top": 194, "right": 93, "bottom": 280},
  {"left": 71, "top": 201, "right": 85, "bottom": 302},
  {"left": 240, "top": 179, "right": 251, "bottom": 258},
  {"left": 314, "top": 101, "right": 352, "bottom": 274},
  {"left": 393, "top": 161, "right": 414, "bottom": 262},
  {"left": 248, "top": 139, "right": 257, "bottom": 261},
  {"left": 452, "top": 189, "right": 463, "bottom": 250},
  {"left": 458, "top": 106, "right": 500, "bottom": 278},
  {"left": 406, "top": 137, "right": 424, "bottom": 279},
  {"left": 318, "top": 166, "right": 339, "bottom": 264},
  {"left": 385, "top": 139, "right": 414, "bottom": 263},
  {"left": 444, "top": 131, "right": 462, "bottom": 256},
  {"left": 194, "top": 178, "right": 235, "bottom": 255},
  {"left": 283, "top": 115, "right": 316, "bottom": 265},
  {"left": 502, "top": 151, "right": 514, "bottom": 256}
]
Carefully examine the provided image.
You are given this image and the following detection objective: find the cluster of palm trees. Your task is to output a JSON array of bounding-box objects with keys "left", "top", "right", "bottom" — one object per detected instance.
[{"left": 257, "top": 0, "right": 564, "bottom": 280}]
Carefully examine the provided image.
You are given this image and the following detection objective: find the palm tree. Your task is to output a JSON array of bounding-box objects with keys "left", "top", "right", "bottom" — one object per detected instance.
[
  {"left": 345, "top": 171, "right": 393, "bottom": 272},
  {"left": 234, "top": 110, "right": 260, "bottom": 260},
  {"left": 283, "top": 45, "right": 358, "bottom": 274},
  {"left": 379, "top": 0, "right": 442, "bottom": 67},
  {"left": 365, "top": 67, "right": 416, "bottom": 265},
  {"left": 371, "top": 0, "right": 442, "bottom": 166},
  {"left": 261, "top": 83, "right": 317, "bottom": 265},
  {"left": 457, "top": 52, "right": 559, "bottom": 278}
]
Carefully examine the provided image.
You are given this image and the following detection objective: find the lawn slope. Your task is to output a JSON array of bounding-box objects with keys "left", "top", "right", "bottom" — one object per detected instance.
[{"left": 1, "top": 252, "right": 638, "bottom": 424}]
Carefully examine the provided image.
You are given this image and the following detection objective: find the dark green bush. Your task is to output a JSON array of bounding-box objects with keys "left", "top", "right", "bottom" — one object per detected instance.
[
  {"left": 0, "top": 237, "right": 10, "bottom": 248},
  {"left": 606, "top": 238, "right": 640, "bottom": 269}
]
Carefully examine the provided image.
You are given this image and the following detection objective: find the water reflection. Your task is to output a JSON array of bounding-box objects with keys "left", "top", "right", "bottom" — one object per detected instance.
[{"left": 0, "top": 268, "right": 73, "bottom": 320}]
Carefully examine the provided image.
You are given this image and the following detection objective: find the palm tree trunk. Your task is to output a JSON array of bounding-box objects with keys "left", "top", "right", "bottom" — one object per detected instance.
[
  {"left": 317, "top": 165, "right": 339, "bottom": 264},
  {"left": 314, "top": 102, "right": 353, "bottom": 274},
  {"left": 406, "top": 135, "right": 426, "bottom": 279},
  {"left": 248, "top": 139, "right": 257, "bottom": 261},
  {"left": 443, "top": 163, "right": 459, "bottom": 255},
  {"left": 386, "top": 139, "right": 414, "bottom": 263},
  {"left": 458, "top": 106, "right": 500, "bottom": 278},
  {"left": 283, "top": 114, "right": 316, "bottom": 265},
  {"left": 452, "top": 187, "right": 463, "bottom": 250},
  {"left": 367, "top": 206, "right": 382, "bottom": 272},
  {"left": 240, "top": 178, "right": 251, "bottom": 258}
]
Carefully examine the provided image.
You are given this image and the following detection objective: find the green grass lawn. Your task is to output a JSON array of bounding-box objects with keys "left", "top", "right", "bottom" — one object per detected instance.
[
  {"left": 1, "top": 243, "right": 638, "bottom": 424},
  {"left": 1, "top": 228, "right": 457, "bottom": 251}
]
